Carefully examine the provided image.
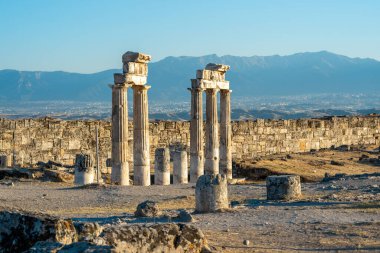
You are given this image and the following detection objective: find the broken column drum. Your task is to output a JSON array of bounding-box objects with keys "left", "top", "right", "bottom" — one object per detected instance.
[
  {"left": 173, "top": 150, "right": 188, "bottom": 184},
  {"left": 0, "top": 155, "right": 7, "bottom": 168},
  {"left": 195, "top": 174, "right": 229, "bottom": 213},
  {"left": 111, "top": 83, "right": 130, "bottom": 185},
  {"left": 154, "top": 148, "right": 170, "bottom": 185},
  {"left": 189, "top": 87, "right": 204, "bottom": 183},
  {"left": 266, "top": 175, "right": 302, "bottom": 200},
  {"left": 74, "top": 154, "right": 94, "bottom": 185}
]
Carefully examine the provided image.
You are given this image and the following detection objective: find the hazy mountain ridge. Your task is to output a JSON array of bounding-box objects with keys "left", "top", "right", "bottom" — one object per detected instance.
[{"left": 1, "top": 51, "right": 380, "bottom": 102}]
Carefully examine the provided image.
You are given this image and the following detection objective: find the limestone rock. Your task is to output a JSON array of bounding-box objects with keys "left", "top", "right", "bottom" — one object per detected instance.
[
  {"left": 266, "top": 175, "right": 302, "bottom": 200},
  {"left": 101, "top": 223, "right": 207, "bottom": 253},
  {"left": 0, "top": 211, "right": 77, "bottom": 252},
  {"left": 75, "top": 222, "right": 103, "bottom": 241},
  {"left": 122, "top": 51, "right": 151, "bottom": 63},
  {"left": 135, "top": 200, "right": 161, "bottom": 217},
  {"left": 44, "top": 169, "right": 74, "bottom": 183},
  {"left": 195, "top": 174, "right": 229, "bottom": 213},
  {"left": 174, "top": 210, "right": 195, "bottom": 222},
  {"left": 205, "top": 63, "right": 230, "bottom": 73}
]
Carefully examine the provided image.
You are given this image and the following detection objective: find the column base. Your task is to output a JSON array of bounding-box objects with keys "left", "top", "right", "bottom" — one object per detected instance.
[
  {"left": 219, "top": 161, "right": 233, "bottom": 180},
  {"left": 111, "top": 162, "right": 129, "bottom": 186},
  {"left": 134, "top": 165, "right": 151, "bottom": 186},
  {"left": 190, "top": 154, "right": 204, "bottom": 183}
]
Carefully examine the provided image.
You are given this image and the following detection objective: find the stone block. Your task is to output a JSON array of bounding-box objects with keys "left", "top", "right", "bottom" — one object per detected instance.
[
  {"left": 196, "top": 69, "right": 225, "bottom": 81},
  {"left": 191, "top": 79, "right": 230, "bottom": 90},
  {"left": 173, "top": 150, "right": 188, "bottom": 184},
  {"left": 205, "top": 63, "right": 230, "bottom": 72},
  {"left": 123, "top": 62, "right": 148, "bottom": 75},
  {"left": 266, "top": 175, "right": 301, "bottom": 200},
  {"left": 122, "top": 51, "right": 151, "bottom": 63},
  {"left": 195, "top": 174, "right": 229, "bottom": 213}
]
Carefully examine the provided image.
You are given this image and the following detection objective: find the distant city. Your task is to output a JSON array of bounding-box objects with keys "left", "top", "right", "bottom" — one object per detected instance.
[{"left": 1, "top": 93, "right": 379, "bottom": 120}]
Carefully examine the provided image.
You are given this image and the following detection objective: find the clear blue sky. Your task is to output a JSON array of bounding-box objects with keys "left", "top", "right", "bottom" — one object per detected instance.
[{"left": 0, "top": 0, "right": 379, "bottom": 73}]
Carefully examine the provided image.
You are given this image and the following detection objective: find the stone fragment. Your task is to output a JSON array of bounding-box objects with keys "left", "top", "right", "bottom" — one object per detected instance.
[
  {"left": 205, "top": 63, "right": 230, "bottom": 72},
  {"left": 266, "top": 175, "right": 302, "bottom": 200},
  {"left": 134, "top": 200, "right": 161, "bottom": 217},
  {"left": 44, "top": 169, "right": 74, "bottom": 183},
  {"left": 28, "top": 241, "right": 64, "bottom": 252},
  {"left": 195, "top": 174, "right": 229, "bottom": 213},
  {"left": 243, "top": 239, "right": 250, "bottom": 246},
  {"left": 173, "top": 150, "right": 188, "bottom": 184},
  {"left": 173, "top": 209, "right": 195, "bottom": 222},
  {"left": 101, "top": 223, "right": 207, "bottom": 253},
  {"left": 0, "top": 211, "right": 77, "bottom": 252},
  {"left": 114, "top": 73, "right": 147, "bottom": 85},
  {"left": 74, "top": 222, "right": 103, "bottom": 241},
  {"left": 122, "top": 51, "right": 151, "bottom": 63},
  {"left": 331, "top": 160, "right": 345, "bottom": 166},
  {"left": 74, "top": 154, "right": 94, "bottom": 185},
  {"left": 154, "top": 147, "right": 170, "bottom": 185}
]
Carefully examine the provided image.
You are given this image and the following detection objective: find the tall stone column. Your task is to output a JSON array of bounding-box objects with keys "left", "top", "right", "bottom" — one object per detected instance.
[
  {"left": 189, "top": 87, "right": 204, "bottom": 183},
  {"left": 133, "top": 85, "right": 151, "bottom": 186},
  {"left": 220, "top": 89, "right": 232, "bottom": 179},
  {"left": 204, "top": 88, "right": 219, "bottom": 175},
  {"left": 111, "top": 84, "right": 130, "bottom": 185}
]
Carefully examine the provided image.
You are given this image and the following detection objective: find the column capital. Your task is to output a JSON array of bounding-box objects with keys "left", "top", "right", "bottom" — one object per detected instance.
[
  {"left": 109, "top": 83, "right": 131, "bottom": 90},
  {"left": 187, "top": 87, "right": 204, "bottom": 93},
  {"left": 220, "top": 89, "right": 232, "bottom": 94},
  {"left": 205, "top": 88, "right": 219, "bottom": 95},
  {"left": 132, "top": 85, "right": 151, "bottom": 91}
]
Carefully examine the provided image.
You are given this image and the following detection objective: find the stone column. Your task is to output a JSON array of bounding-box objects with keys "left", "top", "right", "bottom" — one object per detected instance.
[
  {"left": 74, "top": 154, "right": 94, "bottom": 185},
  {"left": 220, "top": 89, "right": 232, "bottom": 179},
  {"left": 189, "top": 87, "right": 204, "bottom": 183},
  {"left": 111, "top": 84, "right": 130, "bottom": 185},
  {"left": 133, "top": 85, "right": 151, "bottom": 186},
  {"left": 154, "top": 148, "right": 170, "bottom": 185},
  {"left": 204, "top": 88, "right": 219, "bottom": 175},
  {"left": 173, "top": 150, "right": 188, "bottom": 184}
]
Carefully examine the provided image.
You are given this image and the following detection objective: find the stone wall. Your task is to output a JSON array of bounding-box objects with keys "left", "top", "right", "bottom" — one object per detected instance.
[{"left": 0, "top": 116, "right": 379, "bottom": 173}]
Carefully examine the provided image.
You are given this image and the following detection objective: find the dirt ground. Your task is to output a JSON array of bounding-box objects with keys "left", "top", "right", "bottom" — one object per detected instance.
[{"left": 1, "top": 149, "right": 380, "bottom": 252}]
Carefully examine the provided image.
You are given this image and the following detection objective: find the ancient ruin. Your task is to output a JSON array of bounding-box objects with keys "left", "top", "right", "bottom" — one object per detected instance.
[
  {"left": 111, "top": 52, "right": 152, "bottom": 186},
  {"left": 74, "top": 154, "right": 94, "bottom": 185},
  {"left": 266, "top": 175, "right": 302, "bottom": 200},
  {"left": 154, "top": 147, "right": 171, "bottom": 185},
  {"left": 195, "top": 174, "right": 229, "bottom": 213},
  {"left": 189, "top": 63, "right": 232, "bottom": 181},
  {"left": 173, "top": 150, "right": 188, "bottom": 184}
]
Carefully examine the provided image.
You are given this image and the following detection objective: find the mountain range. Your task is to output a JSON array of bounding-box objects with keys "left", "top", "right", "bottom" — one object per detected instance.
[{"left": 1, "top": 51, "right": 380, "bottom": 102}]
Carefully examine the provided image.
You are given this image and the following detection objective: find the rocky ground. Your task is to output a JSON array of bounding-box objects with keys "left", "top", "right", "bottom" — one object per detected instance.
[
  {"left": 0, "top": 148, "right": 380, "bottom": 252},
  {"left": 0, "top": 173, "right": 379, "bottom": 252}
]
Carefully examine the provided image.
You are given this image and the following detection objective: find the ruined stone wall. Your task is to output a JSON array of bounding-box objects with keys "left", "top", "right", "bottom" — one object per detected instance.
[{"left": 0, "top": 116, "right": 379, "bottom": 173}]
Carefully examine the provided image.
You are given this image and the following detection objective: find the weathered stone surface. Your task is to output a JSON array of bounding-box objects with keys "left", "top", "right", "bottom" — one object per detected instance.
[
  {"left": 266, "top": 175, "right": 302, "bottom": 200},
  {"left": 0, "top": 155, "right": 7, "bottom": 168},
  {"left": 173, "top": 210, "right": 195, "bottom": 223},
  {"left": 154, "top": 148, "right": 170, "bottom": 185},
  {"left": 44, "top": 169, "right": 74, "bottom": 183},
  {"left": 75, "top": 222, "right": 103, "bottom": 241},
  {"left": 74, "top": 154, "right": 94, "bottom": 185},
  {"left": 204, "top": 89, "right": 219, "bottom": 175},
  {"left": 173, "top": 150, "right": 188, "bottom": 184},
  {"left": 123, "top": 62, "right": 148, "bottom": 75},
  {"left": 191, "top": 79, "right": 230, "bottom": 90},
  {"left": 135, "top": 200, "right": 161, "bottom": 217},
  {"left": 114, "top": 73, "right": 148, "bottom": 85},
  {"left": 195, "top": 174, "right": 229, "bottom": 213},
  {"left": 196, "top": 69, "right": 225, "bottom": 81},
  {"left": 0, "top": 211, "right": 77, "bottom": 252},
  {"left": 205, "top": 63, "right": 230, "bottom": 72},
  {"left": 122, "top": 51, "right": 151, "bottom": 64},
  {"left": 101, "top": 223, "right": 207, "bottom": 253}
]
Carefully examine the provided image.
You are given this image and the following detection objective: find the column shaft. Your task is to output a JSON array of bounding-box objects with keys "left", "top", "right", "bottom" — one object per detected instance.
[
  {"left": 189, "top": 88, "right": 204, "bottom": 183},
  {"left": 204, "top": 89, "right": 219, "bottom": 175},
  {"left": 220, "top": 90, "right": 232, "bottom": 179},
  {"left": 111, "top": 85, "right": 129, "bottom": 185},
  {"left": 133, "top": 85, "right": 151, "bottom": 186}
]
